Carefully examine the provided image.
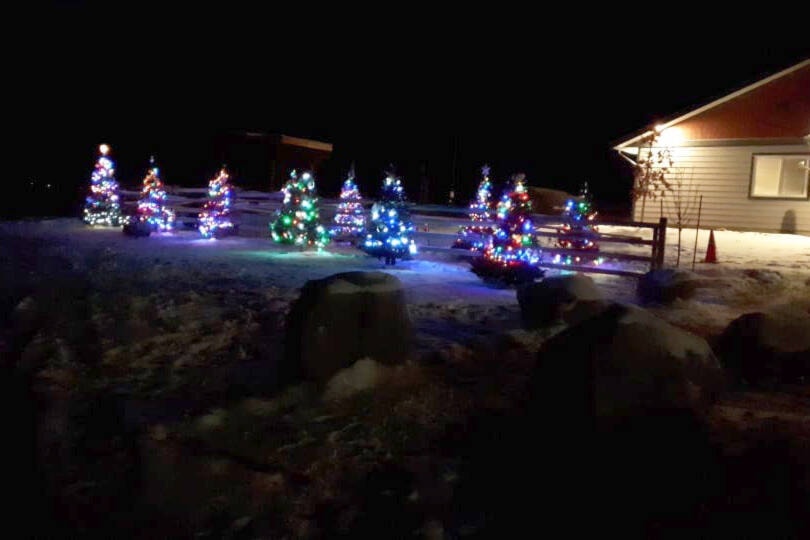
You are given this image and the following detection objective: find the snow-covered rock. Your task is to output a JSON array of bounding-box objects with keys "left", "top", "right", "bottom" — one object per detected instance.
[
  {"left": 530, "top": 303, "right": 724, "bottom": 425},
  {"left": 742, "top": 268, "right": 783, "bottom": 285},
  {"left": 122, "top": 219, "right": 152, "bottom": 237},
  {"left": 283, "top": 271, "right": 413, "bottom": 382},
  {"left": 637, "top": 268, "right": 700, "bottom": 305},
  {"left": 516, "top": 273, "right": 606, "bottom": 329},
  {"left": 323, "top": 358, "right": 384, "bottom": 401},
  {"left": 11, "top": 296, "right": 39, "bottom": 338},
  {"left": 716, "top": 300, "right": 810, "bottom": 385}
]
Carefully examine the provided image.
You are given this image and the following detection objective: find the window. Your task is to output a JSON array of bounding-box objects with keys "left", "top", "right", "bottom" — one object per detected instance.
[{"left": 750, "top": 154, "right": 810, "bottom": 199}]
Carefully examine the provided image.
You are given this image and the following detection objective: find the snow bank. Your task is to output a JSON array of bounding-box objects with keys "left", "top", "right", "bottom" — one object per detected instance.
[{"left": 322, "top": 358, "right": 384, "bottom": 401}]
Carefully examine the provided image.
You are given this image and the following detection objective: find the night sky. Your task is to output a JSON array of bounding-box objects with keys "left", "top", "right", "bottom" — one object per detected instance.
[{"left": 9, "top": 5, "right": 809, "bottom": 218}]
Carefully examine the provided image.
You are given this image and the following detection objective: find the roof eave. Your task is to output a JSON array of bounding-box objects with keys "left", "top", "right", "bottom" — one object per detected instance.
[{"left": 612, "top": 58, "right": 810, "bottom": 151}]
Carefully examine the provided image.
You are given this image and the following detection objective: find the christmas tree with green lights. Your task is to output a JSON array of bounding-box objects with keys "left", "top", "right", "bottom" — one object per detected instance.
[{"left": 270, "top": 169, "right": 329, "bottom": 249}]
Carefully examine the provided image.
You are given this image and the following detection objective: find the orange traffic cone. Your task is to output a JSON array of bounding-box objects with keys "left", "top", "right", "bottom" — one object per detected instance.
[{"left": 704, "top": 229, "right": 718, "bottom": 263}]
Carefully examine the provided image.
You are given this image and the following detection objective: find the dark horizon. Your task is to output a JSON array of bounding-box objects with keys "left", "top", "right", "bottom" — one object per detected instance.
[{"left": 9, "top": 5, "right": 809, "bottom": 219}]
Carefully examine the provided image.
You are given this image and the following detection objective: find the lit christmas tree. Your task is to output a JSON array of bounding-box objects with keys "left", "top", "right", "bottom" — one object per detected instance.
[
  {"left": 83, "top": 143, "right": 122, "bottom": 226},
  {"left": 330, "top": 165, "right": 365, "bottom": 238},
  {"left": 495, "top": 172, "right": 527, "bottom": 220},
  {"left": 454, "top": 164, "right": 496, "bottom": 249},
  {"left": 554, "top": 182, "right": 602, "bottom": 265},
  {"left": 469, "top": 164, "right": 494, "bottom": 222},
  {"left": 270, "top": 170, "right": 329, "bottom": 249},
  {"left": 136, "top": 156, "right": 175, "bottom": 232},
  {"left": 361, "top": 170, "right": 416, "bottom": 265},
  {"left": 470, "top": 174, "right": 544, "bottom": 285},
  {"left": 198, "top": 166, "right": 234, "bottom": 238}
]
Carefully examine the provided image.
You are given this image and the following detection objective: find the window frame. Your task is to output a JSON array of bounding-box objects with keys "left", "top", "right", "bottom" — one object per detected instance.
[{"left": 748, "top": 153, "right": 810, "bottom": 201}]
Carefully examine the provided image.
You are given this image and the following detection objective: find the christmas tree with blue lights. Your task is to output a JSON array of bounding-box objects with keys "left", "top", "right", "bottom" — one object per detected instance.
[
  {"left": 198, "top": 166, "right": 234, "bottom": 238},
  {"left": 270, "top": 170, "right": 329, "bottom": 249},
  {"left": 454, "top": 164, "right": 496, "bottom": 249},
  {"left": 361, "top": 169, "right": 416, "bottom": 265},
  {"left": 330, "top": 164, "right": 365, "bottom": 239},
  {"left": 136, "top": 156, "right": 174, "bottom": 232},
  {"left": 470, "top": 173, "right": 544, "bottom": 285},
  {"left": 83, "top": 143, "right": 122, "bottom": 226},
  {"left": 554, "top": 182, "right": 601, "bottom": 266}
]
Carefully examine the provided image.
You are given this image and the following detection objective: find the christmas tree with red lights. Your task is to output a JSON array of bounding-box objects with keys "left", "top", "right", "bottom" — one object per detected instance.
[
  {"left": 134, "top": 156, "right": 174, "bottom": 232},
  {"left": 470, "top": 173, "right": 544, "bottom": 285},
  {"left": 198, "top": 166, "right": 234, "bottom": 238}
]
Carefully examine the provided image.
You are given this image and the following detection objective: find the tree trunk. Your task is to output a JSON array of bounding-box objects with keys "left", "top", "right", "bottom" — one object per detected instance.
[
  {"left": 640, "top": 192, "right": 647, "bottom": 222},
  {"left": 676, "top": 227, "right": 682, "bottom": 267}
]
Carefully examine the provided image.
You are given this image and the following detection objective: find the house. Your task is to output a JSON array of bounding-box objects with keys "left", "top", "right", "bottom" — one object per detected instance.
[
  {"left": 614, "top": 59, "right": 810, "bottom": 234},
  {"left": 214, "top": 131, "right": 333, "bottom": 191}
]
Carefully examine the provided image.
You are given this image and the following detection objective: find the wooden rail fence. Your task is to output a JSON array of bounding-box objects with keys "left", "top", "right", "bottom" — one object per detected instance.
[
  {"left": 120, "top": 188, "right": 667, "bottom": 277},
  {"left": 529, "top": 214, "right": 667, "bottom": 277},
  {"left": 420, "top": 213, "right": 668, "bottom": 277}
]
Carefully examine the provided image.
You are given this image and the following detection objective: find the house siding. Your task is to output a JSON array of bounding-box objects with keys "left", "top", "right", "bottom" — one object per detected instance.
[{"left": 633, "top": 143, "right": 810, "bottom": 234}]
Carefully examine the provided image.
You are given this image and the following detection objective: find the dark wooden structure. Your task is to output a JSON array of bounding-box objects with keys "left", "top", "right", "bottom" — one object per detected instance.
[{"left": 214, "top": 131, "right": 333, "bottom": 191}]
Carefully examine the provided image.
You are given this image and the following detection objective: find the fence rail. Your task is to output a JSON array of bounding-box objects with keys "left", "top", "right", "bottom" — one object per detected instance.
[
  {"left": 436, "top": 213, "right": 668, "bottom": 276},
  {"left": 531, "top": 214, "right": 667, "bottom": 276},
  {"left": 119, "top": 187, "right": 667, "bottom": 277}
]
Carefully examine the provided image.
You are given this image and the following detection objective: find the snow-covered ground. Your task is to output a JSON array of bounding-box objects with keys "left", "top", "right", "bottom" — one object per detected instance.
[
  {"left": 597, "top": 225, "right": 810, "bottom": 335},
  {"left": 0, "top": 219, "right": 520, "bottom": 402},
  {"left": 3, "top": 218, "right": 808, "bottom": 349},
  {"left": 1, "top": 217, "right": 807, "bottom": 398},
  {"left": 3, "top": 217, "right": 808, "bottom": 537}
]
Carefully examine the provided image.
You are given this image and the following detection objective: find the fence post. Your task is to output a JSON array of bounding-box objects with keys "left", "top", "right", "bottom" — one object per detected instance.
[{"left": 656, "top": 217, "right": 667, "bottom": 269}]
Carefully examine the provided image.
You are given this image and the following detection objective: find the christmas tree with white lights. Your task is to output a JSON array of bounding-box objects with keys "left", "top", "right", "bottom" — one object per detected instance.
[{"left": 83, "top": 143, "right": 122, "bottom": 226}]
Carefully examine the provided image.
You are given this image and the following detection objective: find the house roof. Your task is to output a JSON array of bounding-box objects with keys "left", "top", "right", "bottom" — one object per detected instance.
[{"left": 614, "top": 59, "right": 810, "bottom": 150}]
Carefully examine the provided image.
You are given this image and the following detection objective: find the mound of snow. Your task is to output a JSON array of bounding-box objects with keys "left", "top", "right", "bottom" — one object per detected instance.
[
  {"left": 637, "top": 269, "right": 701, "bottom": 305},
  {"left": 530, "top": 303, "right": 724, "bottom": 426},
  {"left": 516, "top": 273, "right": 606, "bottom": 329},
  {"left": 283, "top": 272, "right": 413, "bottom": 383},
  {"left": 716, "top": 299, "right": 810, "bottom": 386},
  {"left": 323, "top": 358, "right": 384, "bottom": 401}
]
